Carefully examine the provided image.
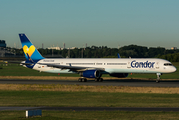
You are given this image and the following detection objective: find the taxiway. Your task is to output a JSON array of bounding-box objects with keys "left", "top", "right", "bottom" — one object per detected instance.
[{"left": 0, "top": 79, "right": 179, "bottom": 87}]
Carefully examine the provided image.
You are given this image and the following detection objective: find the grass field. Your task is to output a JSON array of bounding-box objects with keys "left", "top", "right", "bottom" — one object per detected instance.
[
  {"left": 0, "top": 90, "right": 179, "bottom": 119},
  {"left": 1, "top": 84, "right": 179, "bottom": 94},
  {"left": 0, "top": 62, "right": 178, "bottom": 79},
  {"left": 0, "top": 86, "right": 179, "bottom": 119},
  {"left": 0, "top": 90, "right": 179, "bottom": 107},
  {"left": 1, "top": 111, "right": 179, "bottom": 120}
]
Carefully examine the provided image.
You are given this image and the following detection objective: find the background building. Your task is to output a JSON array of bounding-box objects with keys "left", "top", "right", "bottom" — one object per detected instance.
[
  {"left": 0, "top": 40, "right": 6, "bottom": 48},
  {"left": 171, "top": 47, "right": 177, "bottom": 50}
]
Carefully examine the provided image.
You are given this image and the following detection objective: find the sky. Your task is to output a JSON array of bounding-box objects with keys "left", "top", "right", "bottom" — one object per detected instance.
[{"left": 0, "top": 0, "right": 179, "bottom": 49}]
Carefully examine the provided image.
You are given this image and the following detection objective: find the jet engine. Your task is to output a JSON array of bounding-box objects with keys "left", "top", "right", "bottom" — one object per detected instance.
[{"left": 82, "top": 70, "right": 101, "bottom": 78}]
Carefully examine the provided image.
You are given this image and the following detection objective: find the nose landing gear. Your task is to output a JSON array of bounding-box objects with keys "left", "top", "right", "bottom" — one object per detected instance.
[{"left": 156, "top": 73, "right": 161, "bottom": 83}]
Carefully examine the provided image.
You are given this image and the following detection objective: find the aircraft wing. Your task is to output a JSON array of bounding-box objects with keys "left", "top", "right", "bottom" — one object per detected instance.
[{"left": 38, "top": 63, "right": 105, "bottom": 72}]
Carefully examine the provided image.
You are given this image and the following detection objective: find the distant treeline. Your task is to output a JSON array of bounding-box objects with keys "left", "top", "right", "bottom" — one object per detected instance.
[{"left": 13, "top": 45, "right": 179, "bottom": 62}]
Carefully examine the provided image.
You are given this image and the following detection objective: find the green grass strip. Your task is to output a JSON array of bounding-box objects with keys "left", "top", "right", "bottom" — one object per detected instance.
[{"left": 0, "top": 91, "right": 179, "bottom": 107}]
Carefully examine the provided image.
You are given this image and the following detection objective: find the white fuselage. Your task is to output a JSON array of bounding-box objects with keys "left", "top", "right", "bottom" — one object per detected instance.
[{"left": 31, "top": 58, "right": 176, "bottom": 74}]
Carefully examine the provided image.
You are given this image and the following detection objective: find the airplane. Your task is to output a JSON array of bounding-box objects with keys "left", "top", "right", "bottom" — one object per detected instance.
[{"left": 19, "top": 34, "right": 176, "bottom": 83}]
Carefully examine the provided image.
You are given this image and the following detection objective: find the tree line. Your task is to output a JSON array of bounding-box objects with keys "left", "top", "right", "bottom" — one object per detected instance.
[{"left": 13, "top": 44, "right": 179, "bottom": 62}]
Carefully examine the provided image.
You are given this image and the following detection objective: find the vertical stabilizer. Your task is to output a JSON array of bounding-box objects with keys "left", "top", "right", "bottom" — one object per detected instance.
[
  {"left": 19, "top": 34, "right": 44, "bottom": 62},
  {"left": 117, "top": 53, "right": 121, "bottom": 58}
]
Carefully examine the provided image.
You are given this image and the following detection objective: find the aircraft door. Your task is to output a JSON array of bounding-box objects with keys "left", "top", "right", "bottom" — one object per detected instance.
[
  {"left": 127, "top": 60, "right": 131, "bottom": 68},
  {"left": 156, "top": 62, "right": 159, "bottom": 69}
]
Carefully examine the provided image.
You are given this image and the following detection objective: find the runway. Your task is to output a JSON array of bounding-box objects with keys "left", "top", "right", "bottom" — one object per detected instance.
[
  {"left": 1, "top": 106, "right": 179, "bottom": 111},
  {"left": 0, "top": 79, "right": 179, "bottom": 87}
]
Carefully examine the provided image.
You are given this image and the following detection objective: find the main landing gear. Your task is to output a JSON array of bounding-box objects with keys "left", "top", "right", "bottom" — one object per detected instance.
[
  {"left": 156, "top": 73, "right": 161, "bottom": 83},
  {"left": 95, "top": 78, "right": 103, "bottom": 82},
  {"left": 78, "top": 78, "right": 87, "bottom": 82},
  {"left": 78, "top": 77, "right": 103, "bottom": 82}
]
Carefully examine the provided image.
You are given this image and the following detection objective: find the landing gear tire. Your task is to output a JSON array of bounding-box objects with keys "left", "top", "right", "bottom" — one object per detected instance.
[
  {"left": 95, "top": 78, "right": 98, "bottom": 82},
  {"left": 99, "top": 78, "right": 103, "bottom": 82},
  {"left": 156, "top": 80, "right": 160, "bottom": 83},
  {"left": 83, "top": 78, "right": 87, "bottom": 82},
  {"left": 78, "top": 78, "right": 87, "bottom": 82},
  {"left": 95, "top": 78, "right": 103, "bottom": 82},
  {"left": 78, "top": 78, "right": 82, "bottom": 82}
]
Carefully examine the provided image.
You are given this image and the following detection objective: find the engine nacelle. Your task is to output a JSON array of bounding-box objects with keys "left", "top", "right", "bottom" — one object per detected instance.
[
  {"left": 82, "top": 70, "right": 100, "bottom": 78},
  {"left": 109, "top": 73, "right": 128, "bottom": 78}
]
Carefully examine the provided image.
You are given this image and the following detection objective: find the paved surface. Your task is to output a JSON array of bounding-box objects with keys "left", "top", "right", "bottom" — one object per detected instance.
[
  {"left": 1, "top": 106, "right": 179, "bottom": 111},
  {"left": 0, "top": 107, "right": 40, "bottom": 111},
  {"left": 0, "top": 79, "right": 179, "bottom": 87}
]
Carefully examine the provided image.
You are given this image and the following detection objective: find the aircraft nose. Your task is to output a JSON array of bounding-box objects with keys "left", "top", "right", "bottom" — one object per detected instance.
[{"left": 172, "top": 66, "right": 177, "bottom": 72}]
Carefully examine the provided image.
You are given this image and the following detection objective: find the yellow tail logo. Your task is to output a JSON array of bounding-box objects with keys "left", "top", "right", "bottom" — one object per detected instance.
[{"left": 23, "top": 45, "right": 35, "bottom": 57}]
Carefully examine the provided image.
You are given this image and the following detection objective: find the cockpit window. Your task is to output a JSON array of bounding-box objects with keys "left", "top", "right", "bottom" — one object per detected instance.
[{"left": 164, "top": 63, "right": 172, "bottom": 66}]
